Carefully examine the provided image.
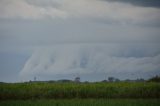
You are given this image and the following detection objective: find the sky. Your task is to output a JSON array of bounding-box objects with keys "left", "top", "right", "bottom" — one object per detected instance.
[{"left": 0, "top": 0, "right": 160, "bottom": 82}]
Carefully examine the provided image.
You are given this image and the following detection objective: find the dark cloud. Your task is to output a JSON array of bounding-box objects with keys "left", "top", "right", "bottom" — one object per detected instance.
[
  {"left": 0, "top": 0, "right": 160, "bottom": 82},
  {"left": 105, "top": 0, "right": 160, "bottom": 8}
]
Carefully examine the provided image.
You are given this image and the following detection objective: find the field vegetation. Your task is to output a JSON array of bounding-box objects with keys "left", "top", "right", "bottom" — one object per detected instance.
[
  {"left": 1, "top": 99, "right": 160, "bottom": 106},
  {"left": 0, "top": 82, "right": 160, "bottom": 100}
]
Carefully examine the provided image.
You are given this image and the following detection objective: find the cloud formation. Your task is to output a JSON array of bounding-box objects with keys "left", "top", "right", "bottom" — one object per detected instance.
[
  {"left": 0, "top": 0, "right": 68, "bottom": 19},
  {"left": 20, "top": 44, "right": 160, "bottom": 80},
  {"left": 0, "top": 0, "right": 160, "bottom": 82},
  {"left": 106, "top": 0, "right": 160, "bottom": 8},
  {"left": 0, "top": 0, "right": 160, "bottom": 25}
]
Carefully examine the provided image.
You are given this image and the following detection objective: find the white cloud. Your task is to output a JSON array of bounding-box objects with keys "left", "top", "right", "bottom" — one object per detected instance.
[
  {"left": 0, "top": 0, "right": 160, "bottom": 24},
  {"left": 19, "top": 44, "right": 160, "bottom": 80},
  {"left": 0, "top": 0, "right": 68, "bottom": 19}
]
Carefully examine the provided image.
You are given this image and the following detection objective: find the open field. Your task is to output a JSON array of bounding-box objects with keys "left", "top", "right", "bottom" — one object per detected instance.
[
  {"left": 0, "top": 82, "right": 160, "bottom": 100},
  {"left": 0, "top": 82, "right": 160, "bottom": 106},
  {"left": 1, "top": 99, "right": 160, "bottom": 106}
]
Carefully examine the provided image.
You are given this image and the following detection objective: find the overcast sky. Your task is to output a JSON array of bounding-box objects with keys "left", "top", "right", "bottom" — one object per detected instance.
[{"left": 0, "top": 0, "right": 160, "bottom": 82}]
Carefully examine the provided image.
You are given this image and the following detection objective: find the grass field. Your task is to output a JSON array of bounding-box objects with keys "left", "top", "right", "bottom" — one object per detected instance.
[
  {"left": 1, "top": 99, "right": 160, "bottom": 106},
  {"left": 0, "top": 82, "right": 160, "bottom": 105},
  {"left": 0, "top": 82, "right": 160, "bottom": 100}
]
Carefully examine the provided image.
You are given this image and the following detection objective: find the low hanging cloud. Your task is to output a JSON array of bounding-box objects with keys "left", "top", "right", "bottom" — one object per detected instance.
[
  {"left": 19, "top": 44, "right": 160, "bottom": 80},
  {"left": 1, "top": 0, "right": 160, "bottom": 82},
  {"left": 0, "top": 0, "right": 160, "bottom": 25}
]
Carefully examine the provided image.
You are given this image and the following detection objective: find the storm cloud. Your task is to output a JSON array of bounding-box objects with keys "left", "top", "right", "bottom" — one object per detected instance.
[
  {"left": 105, "top": 0, "right": 160, "bottom": 8},
  {"left": 20, "top": 44, "right": 160, "bottom": 80},
  {"left": 0, "top": 0, "right": 160, "bottom": 25},
  {"left": 0, "top": 0, "right": 160, "bottom": 82}
]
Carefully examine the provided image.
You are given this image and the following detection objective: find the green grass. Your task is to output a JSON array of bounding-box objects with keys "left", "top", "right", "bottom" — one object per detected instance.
[
  {"left": 0, "top": 99, "right": 160, "bottom": 106},
  {"left": 0, "top": 82, "right": 160, "bottom": 100}
]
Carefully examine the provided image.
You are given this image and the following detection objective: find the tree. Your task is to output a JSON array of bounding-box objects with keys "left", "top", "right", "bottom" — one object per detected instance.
[
  {"left": 108, "top": 77, "right": 114, "bottom": 82},
  {"left": 148, "top": 75, "right": 160, "bottom": 82},
  {"left": 115, "top": 78, "right": 120, "bottom": 82},
  {"left": 75, "top": 77, "right": 80, "bottom": 83}
]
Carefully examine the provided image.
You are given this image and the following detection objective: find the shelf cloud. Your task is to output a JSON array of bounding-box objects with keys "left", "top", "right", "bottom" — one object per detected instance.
[
  {"left": 0, "top": 0, "right": 160, "bottom": 82},
  {"left": 20, "top": 44, "right": 160, "bottom": 80}
]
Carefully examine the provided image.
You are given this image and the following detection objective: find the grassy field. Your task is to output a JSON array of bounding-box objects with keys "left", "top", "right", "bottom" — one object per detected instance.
[
  {"left": 1, "top": 99, "right": 160, "bottom": 106},
  {"left": 0, "top": 82, "right": 160, "bottom": 100}
]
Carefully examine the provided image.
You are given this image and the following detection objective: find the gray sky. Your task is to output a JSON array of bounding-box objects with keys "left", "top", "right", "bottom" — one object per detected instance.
[{"left": 0, "top": 0, "right": 160, "bottom": 82}]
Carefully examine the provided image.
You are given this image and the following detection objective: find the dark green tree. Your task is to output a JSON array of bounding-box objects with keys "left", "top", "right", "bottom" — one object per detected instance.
[{"left": 148, "top": 75, "right": 160, "bottom": 82}]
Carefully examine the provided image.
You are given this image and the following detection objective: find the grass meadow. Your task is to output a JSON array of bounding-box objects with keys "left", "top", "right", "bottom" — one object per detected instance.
[
  {"left": 0, "top": 82, "right": 160, "bottom": 105},
  {"left": 1, "top": 99, "right": 160, "bottom": 106}
]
